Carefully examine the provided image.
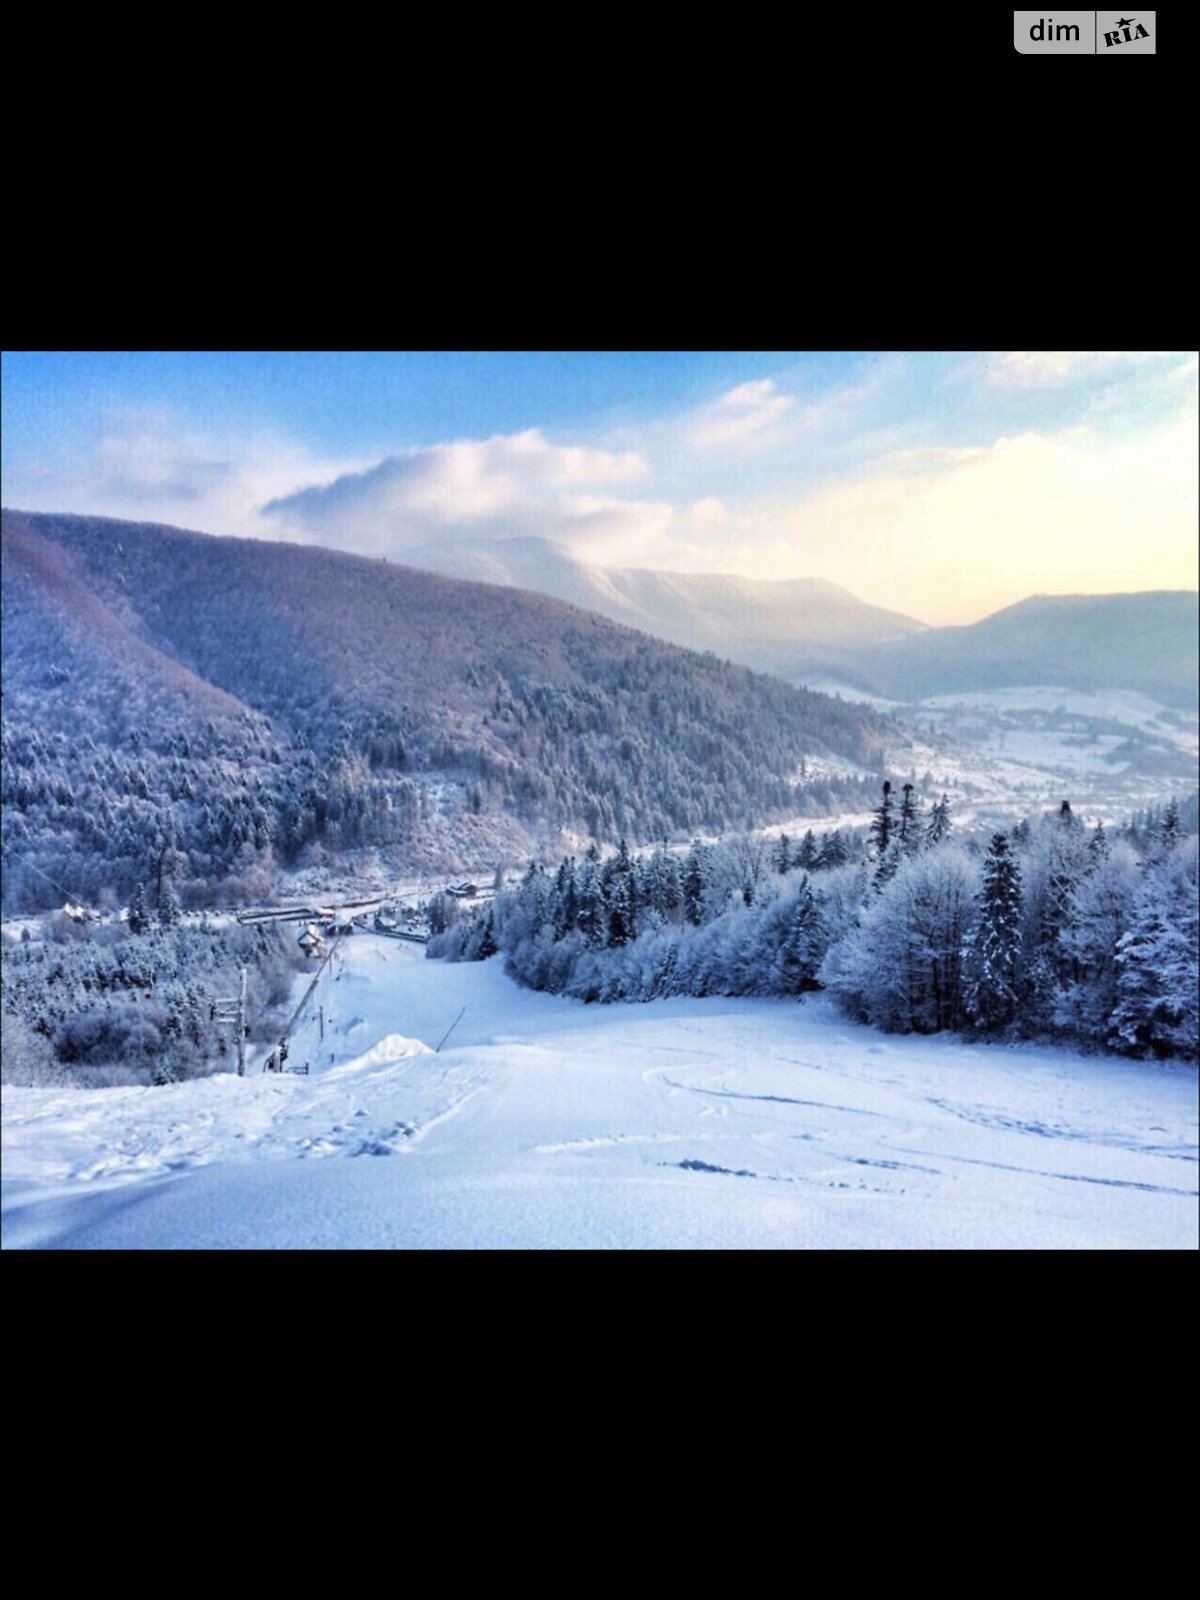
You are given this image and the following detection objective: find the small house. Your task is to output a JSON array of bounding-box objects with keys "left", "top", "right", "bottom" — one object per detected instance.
[
  {"left": 323, "top": 911, "right": 357, "bottom": 936},
  {"left": 447, "top": 880, "right": 479, "bottom": 899},
  {"left": 297, "top": 924, "right": 324, "bottom": 958}
]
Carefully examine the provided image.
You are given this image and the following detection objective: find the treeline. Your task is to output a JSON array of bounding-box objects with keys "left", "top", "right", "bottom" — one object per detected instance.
[
  {"left": 0, "top": 721, "right": 434, "bottom": 913},
  {"left": 0, "top": 917, "right": 304, "bottom": 1088},
  {"left": 431, "top": 791, "right": 1199, "bottom": 1062}
]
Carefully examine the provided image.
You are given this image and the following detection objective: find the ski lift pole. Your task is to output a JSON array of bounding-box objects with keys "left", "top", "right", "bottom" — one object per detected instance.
[{"left": 237, "top": 965, "right": 247, "bottom": 1077}]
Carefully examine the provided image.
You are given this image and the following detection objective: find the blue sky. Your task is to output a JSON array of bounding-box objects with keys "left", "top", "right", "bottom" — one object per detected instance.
[{"left": 3, "top": 350, "right": 1196, "bottom": 623}]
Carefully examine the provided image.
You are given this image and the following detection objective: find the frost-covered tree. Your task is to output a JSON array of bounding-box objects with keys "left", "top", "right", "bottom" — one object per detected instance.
[
  {"left": 822, "top": 849, "right": 975, "bottom": 1032},
  {"left": 575, "top": 852, "right": 605, "bottom": 946},
  {"left": 795, "top": 830, "right": 819, "bottom": 871},
  {"left": 869, "top": 781, "right": 894, "bottom": 861},
  {"left": 1109, "top": 839, "right": 1199, "bottom": 1059},
  {"left": 644, "top": 845, "right": 683, "bottom": 925},
  {"left": 926, "top": 795, "right": 952, "bottom": 848},
  {"left": 1056, "top": 842, "right": 1140, "bottom": 1045},
  {"left": 1019, "top": 807, "right": 1094, "bottom": 1029},
  {"left": 682, "top": 841, "right": 707, "bottom": 927},
  {"left": 159, "top": 878, "right": 183, "bottom": 928},
  {"left": 1159, "top": 798, "right": 1181, "bottom": 855},
  {"left": 127, "top": 882, "right": 152, "bottom": 935},
  {"left": 818, "top": 829, "right": 849, "bottom": 870},
  {"left": 766, "top": 876, "right": 827, "bottom": 996},
  {"left": 964, "top": 833, "right": 1023, "bottom": 1032},
  {"left": 603, "top": 840, "right": 637, "bottom": 948},
  {"left": 898, "top": 782, "right": 923, "bottom": 856}
]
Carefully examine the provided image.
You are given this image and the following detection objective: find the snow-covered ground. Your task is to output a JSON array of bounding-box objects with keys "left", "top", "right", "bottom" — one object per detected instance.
[{"left": 2, "top": 936, "right": 1196, "bottom": 1249}]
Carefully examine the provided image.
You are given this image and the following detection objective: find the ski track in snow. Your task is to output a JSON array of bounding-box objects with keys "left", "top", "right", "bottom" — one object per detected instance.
[{"left": 2, "top": 937, "right": 1197, "bottom": 1249}]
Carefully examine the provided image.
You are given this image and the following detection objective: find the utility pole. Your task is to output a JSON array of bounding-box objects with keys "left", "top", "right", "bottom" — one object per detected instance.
[{"left": 211, "top": 964, "right": 249, "bottom": 1077}]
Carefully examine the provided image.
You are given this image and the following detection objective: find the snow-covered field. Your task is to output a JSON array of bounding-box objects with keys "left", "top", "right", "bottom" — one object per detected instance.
[{"left": 3, "top": 936, "right": 1196, "bottom": 1249}]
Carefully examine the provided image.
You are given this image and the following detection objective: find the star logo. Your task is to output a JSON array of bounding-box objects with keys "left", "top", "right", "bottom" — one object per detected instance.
[{"left": 1115, "top": 16, "right": 1136, "bottom": 25}]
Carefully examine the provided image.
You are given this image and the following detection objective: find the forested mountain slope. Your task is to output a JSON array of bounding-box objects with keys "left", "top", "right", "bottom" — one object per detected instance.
[{"left": 1, "top": 512, "right": 890, "bottom": 911}]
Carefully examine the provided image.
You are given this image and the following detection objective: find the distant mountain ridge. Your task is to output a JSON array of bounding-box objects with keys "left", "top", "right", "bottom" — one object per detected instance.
[
  {"left": 407, "top": 535, "right": 927, "bottom": 680},
  {"left": 407, "top": 537, "right": 1197, "bottom": 707},
  {"left": 834, "top": 591, "right": 1199, "bottom": 706}
]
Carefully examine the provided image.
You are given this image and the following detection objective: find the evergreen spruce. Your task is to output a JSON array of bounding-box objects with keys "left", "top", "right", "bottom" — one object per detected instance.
[
  {"left": 818, "top": 829, "right": 848, "bottom": 869},
  {"left": 768, "top": 877, "right": 827, "bottom": 996},
  {"left": 898, "top": 782, "right": 923, "bottom": 856},
  {"left": 869, "top": 781, "right": 894, "bottom": 860},
  {"left": 796, "top": 830, "right": 819, "bottom": 870},
  {"left": 127, "top": 883, "right": 152, "bottom": 935},
  {"left": 965, "top": 833, "right": 1023, "bottom": 1031},
  {"left": 1160, "top": 798, "right": 1181, "bottom": 854},
  {"left": 682, "top": 841, "right": 707, "bottom": 927},
  {"left": 926, "top": 794, "right": 952, "bottom": 847},
  {"left": 159, "top": 879, "right": 183, "bottom": 928}
]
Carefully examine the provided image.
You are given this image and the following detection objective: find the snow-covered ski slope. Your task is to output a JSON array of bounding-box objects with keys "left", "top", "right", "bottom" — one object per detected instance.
[{"left": 3, "top": 938, "right": 1196, "bottom": 1249}]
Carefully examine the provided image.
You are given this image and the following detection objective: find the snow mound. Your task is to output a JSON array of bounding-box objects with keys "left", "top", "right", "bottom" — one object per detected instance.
[{"left": 326, "top": 1034, "right": 434, "bottom": 1078}]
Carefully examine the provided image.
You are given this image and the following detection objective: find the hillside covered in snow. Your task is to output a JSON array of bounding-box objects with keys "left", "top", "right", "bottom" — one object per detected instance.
[
  {"left": 4, "top": 936, "right": 1195, "bottom": 1249},
  {"left": 1, "top": 511, "right": 890, "bottom": 912}
]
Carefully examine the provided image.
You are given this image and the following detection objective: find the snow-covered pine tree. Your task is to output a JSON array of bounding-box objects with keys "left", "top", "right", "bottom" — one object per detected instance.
[
  {"left": 898, "top": 782, "right": 923, "bottom": 856},
  {"left": 965, "top": 833, "right": 1023, "bottom": 1031},
  {"left": 127, "top": 883, "right": 152, "bottom": 935},
  {"left": 874, "top": 835, "right": 904, "bottom": 891},
  {"left": 552, "top": 858, "right": 578, "bottom": 940},
  {"left": 575, "top": 853, "right": 604, "bottom": 946},
  {"left": 474, "top": 906, "right": 498, "bottom": 960},
  {"left": 644, "top": 844, "right": 683, "bottom": 923},
  {"left": 159, "top": 879, "right": 183, "bottom": 928},
  {"left": 604, "top": 840, "right": 637, "bottom": 947},
  {"left": 1109, "top": 842, "right": 1199, "bottom": 1059},
  {"left": 1159, "top": 798, "right": 1181, "bottom": 855},
  {"left": 926, "top": 794, "right": 952, "bottom": 847},
  {"left": 682, "top": 841, "right": 707, "bottom": 927},
  {"left": 768, "top": 876, "right": 827, "bottom": 996},
  {"left": 818, "top": 829, "right": 849, "bottom": 869},
  {"left": 1021, "top": 806, "right": 1094, "bottom": 1030},
  {"left": 868, "top": 781, "right": 894, "bottom": 861},
  {"left": 773, "top": 833, "right": 792, "bottom": 875},
  {"left": 1057, "top": 842, "right": 1139, "bottom": 1045}
]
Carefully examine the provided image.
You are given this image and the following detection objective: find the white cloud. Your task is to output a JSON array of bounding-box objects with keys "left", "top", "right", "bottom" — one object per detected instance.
[
  {"left": 2, "top": 406, "right": 364, "bottom": 543},
  {"left": 687, "top": 379, "right": 795, "bottom": 449},
  {"left": 695, "top": 411, "right": 1199, "bottom": 622},
  {"left": 975, "top": 350, "right": 1181, "bottom": 389},
  {"left": 6, "top": 358, "right": 1194, "bottom": 627},
  {"left": 264, "top": 428, "right": 648, "bottom": 551}
]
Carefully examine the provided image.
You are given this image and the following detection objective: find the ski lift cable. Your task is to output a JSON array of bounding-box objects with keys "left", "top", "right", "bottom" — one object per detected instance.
[{"left": 8, "top": 854, "right": 92, "bottom": 909}]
